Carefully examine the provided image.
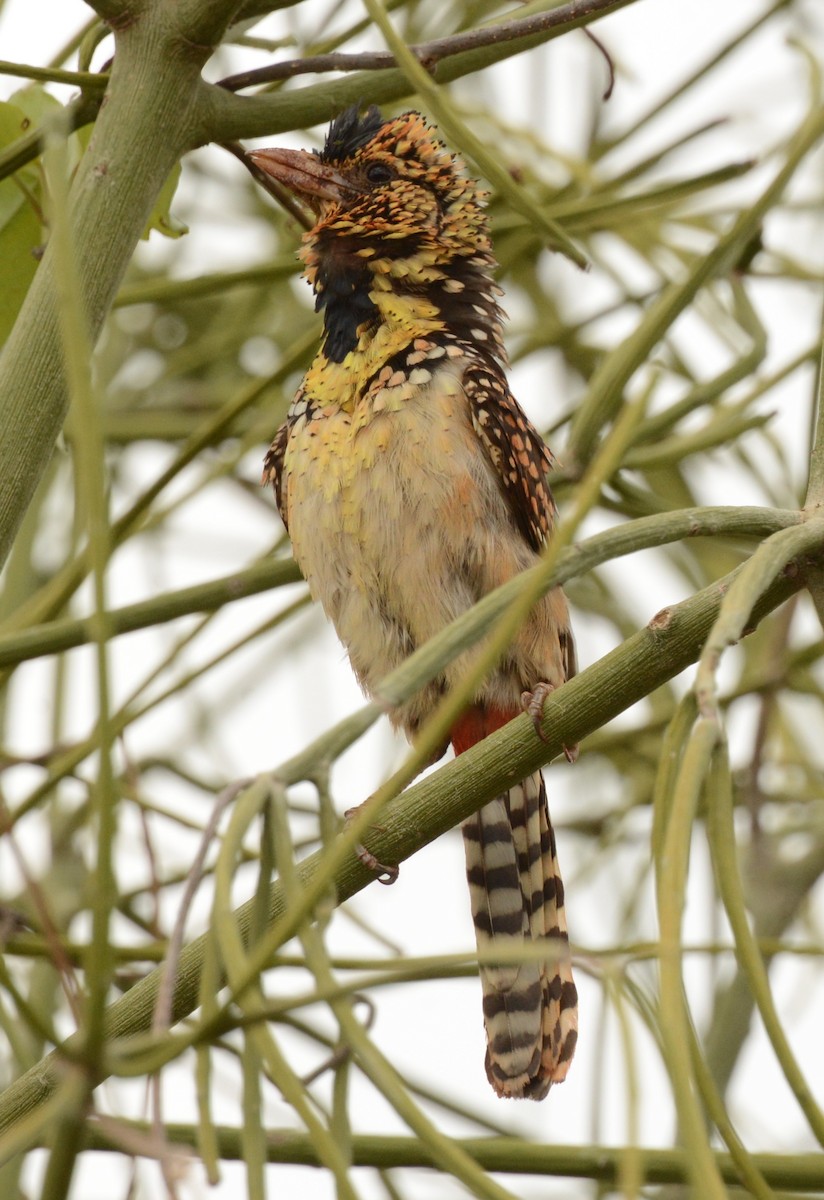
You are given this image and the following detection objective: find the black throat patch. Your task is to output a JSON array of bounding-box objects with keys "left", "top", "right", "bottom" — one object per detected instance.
[{"left": 315, "top": 258, "right": 378, "bottom": 362}]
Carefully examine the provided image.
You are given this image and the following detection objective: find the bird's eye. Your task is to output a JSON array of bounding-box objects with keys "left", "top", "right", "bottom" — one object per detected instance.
[{"left": 365, "top": 162, "right": 393, "bottom": 184}]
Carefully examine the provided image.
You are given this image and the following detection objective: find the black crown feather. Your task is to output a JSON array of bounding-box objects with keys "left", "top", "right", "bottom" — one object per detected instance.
[{"left": 320, "top": 104, "right": 384, "bottom": 163}]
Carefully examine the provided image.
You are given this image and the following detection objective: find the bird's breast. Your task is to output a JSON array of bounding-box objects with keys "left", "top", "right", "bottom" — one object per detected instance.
[
  {"left": 284, "top": 360, "right": 471, "bottom": 580},
  {"left": 287, "top": 359, "right": 509, "bottom": 669},
  {"left": 281, "top": 354, "right": 562, "bottom": 721}
]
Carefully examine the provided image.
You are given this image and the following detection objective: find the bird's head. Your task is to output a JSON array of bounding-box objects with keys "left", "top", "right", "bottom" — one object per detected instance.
[
  {"left": 250, "top": 106, "right": 502, "bottom": 364},
  {"left": 251, "top": 105, "right": 491, "bottom": 260}
]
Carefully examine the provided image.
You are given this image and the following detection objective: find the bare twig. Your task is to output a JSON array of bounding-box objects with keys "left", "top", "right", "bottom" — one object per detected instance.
[
  {"left": 583, "top": 27, "right": 615, "bottom": 100},
  {"left": 222, "top": 140, "right": 314, "bottom": 229},
  {"left": 218, "top": 0, "right": 634, "bottom": 91}
]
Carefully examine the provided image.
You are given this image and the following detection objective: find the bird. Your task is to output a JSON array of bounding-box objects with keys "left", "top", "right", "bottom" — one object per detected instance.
[{"left": 250, "top": 104, "right": 578, "bottom": 1100}]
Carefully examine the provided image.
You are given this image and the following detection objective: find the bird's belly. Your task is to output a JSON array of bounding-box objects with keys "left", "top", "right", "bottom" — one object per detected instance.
[{"left": 285, "top": 375, "right": 560, "bottom": 729}]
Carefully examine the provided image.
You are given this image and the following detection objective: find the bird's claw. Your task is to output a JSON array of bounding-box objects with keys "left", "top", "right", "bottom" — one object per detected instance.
[
  {"left": 344, "top": 806, "right": 399, "bottom": 885},
  {"left": 521, "top": 682, "right": 578, "bottom": 762},
  {"left": 354, "top": 843, "right": 399, "bottom": 885},
  {"left": 522, "top": 683, "right": 553, "bottom": 743}
]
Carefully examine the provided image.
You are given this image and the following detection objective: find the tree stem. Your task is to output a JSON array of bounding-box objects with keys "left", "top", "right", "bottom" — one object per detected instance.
[{"left": 0, "top": 4, "right": 238, "bottom": 570}]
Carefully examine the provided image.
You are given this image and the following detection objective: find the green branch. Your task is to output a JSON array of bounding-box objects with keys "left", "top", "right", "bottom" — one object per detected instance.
[
  {"left": 0, "top": 61, "right": 108, "bottom": 89},
  {"left": 808, "top": 339, "right": 824, "bottom": 508},
  {"left": 77, "top": 1124, "right": 824, "bottom": 1189},
  {"left": 0, "top": 559, "right": 301, "bottom": 670}
]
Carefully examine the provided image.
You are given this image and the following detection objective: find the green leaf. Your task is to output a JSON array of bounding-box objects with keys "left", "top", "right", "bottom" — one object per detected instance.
[
  {"left": 0, "top": 200, "right": 41, "bottom": 346},
  {"left": 9, "top": 83, "right": 62, "bottom": 127},
  {"left": 10, "top": 84, "right": 90, "bottom": 175},
  {"left": 0, "top": 99, "right": 44, "bottom": 346},
  {"left": 0, "top": 100, "right": 36, "bottom": 222},
  {"left": 141, "top": 160, "right": 188, "bottom": 240}
]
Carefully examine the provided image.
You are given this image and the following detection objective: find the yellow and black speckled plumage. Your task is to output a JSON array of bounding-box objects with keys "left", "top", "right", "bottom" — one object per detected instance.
[{"left": 253, "top": 105, "right": 578, "bottom": 1100}]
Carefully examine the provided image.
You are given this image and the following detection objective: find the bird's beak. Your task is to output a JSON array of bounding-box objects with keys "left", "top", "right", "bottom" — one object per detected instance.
[{"left": 249, "top": 147, "right": 353, "bottom": 210}]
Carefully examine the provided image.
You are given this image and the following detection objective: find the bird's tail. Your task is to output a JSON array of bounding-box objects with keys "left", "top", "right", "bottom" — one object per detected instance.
[{"left": 454, "top": 711, "right": 577, "bottom": 1099}]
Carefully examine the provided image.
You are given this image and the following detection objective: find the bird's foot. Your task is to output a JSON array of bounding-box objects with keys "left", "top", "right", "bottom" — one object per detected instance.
[
  {"left": 343, "top": 805, "right": 399, "bottom": 885},
  {"left": 521, "top": 682, "right": 578, "bottom": 763}
]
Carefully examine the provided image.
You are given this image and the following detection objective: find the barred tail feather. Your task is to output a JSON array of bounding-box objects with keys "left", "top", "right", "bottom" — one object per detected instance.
[
  {"left": 462, "top": 797, "right": 544, "bottom": 1092},
  {"left": 461, "top": 770, "right": 577, "bottom": 1099}
]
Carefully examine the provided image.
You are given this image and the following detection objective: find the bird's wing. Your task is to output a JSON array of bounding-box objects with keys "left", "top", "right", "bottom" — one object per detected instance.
[
  {"left": 262, "top": 419, "right": 290, "bottom": 532},
  {"left": 463, "top": 361, "right": 558, "bottom": 555}
]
